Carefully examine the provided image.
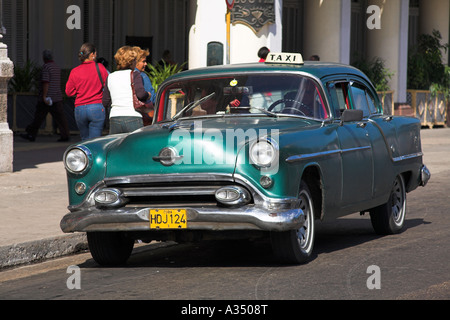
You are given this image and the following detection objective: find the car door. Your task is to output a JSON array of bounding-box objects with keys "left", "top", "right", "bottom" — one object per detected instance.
[
  {"left": 327, "top": 80, "right": 374, "bottom": 207},
  {"left": 355, "top": 81, "right": 397, "bottom": 198}
]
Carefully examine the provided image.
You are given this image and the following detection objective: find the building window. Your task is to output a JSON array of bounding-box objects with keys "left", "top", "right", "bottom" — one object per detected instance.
[
  {"left": 282, "top": 0, "right": 304, "bottom": 53},
  {"left": 350, "top": 0, "right": 367, "bottom": 64}
]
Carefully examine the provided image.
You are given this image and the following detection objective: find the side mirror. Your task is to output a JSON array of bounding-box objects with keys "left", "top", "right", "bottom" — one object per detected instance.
[{"left": 340, "top": 109, "right": 363, "bottom": 125}]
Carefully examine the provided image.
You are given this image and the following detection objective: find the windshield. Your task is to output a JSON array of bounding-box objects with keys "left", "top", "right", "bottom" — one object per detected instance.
[{"left": 157, "top": 74, "right": 329, "bottom": 122}]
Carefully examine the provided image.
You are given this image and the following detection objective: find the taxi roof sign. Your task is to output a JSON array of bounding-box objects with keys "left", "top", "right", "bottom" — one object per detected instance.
[{"left": 266, "top": 52, "right": 304, "bottom": 65}]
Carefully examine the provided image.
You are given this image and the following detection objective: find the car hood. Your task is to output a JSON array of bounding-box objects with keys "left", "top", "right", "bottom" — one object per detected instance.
[{"left": 105, "top": 116, "right": 317, "bottom": 178}]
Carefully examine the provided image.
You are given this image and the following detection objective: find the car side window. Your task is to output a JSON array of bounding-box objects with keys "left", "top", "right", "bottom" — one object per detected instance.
[
  {"left": 349, "top": 82, "right": 382, "bottom": 116},
  {"left": 327, "top": 81, "right": 351, "bottom": 118},
  {"left": 364, "top": 88, "right": 383, "bottom": 114},
  {"left": 366, "top": 91, "right": 376, "bottom": 113},
  {"left": 349, "top": 83, "right": 370, "bottom": 117}
]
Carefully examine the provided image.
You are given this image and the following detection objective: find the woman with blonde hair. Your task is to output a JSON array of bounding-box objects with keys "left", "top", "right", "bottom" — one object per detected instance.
[{"left": 102, "top": 46, "right": 150, "bottom": 134}]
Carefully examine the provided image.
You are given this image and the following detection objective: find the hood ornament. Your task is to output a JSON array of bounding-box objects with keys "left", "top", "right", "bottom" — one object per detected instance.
[{"left": 152, "top": 147, "right": 183, "bottom": 166}]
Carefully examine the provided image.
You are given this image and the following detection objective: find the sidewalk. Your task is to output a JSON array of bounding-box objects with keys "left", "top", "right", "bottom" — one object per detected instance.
[
  {"left": 0, "top": 134, "right": 87, "bottom": 269},
  {"left": 0, "top": 127, "right": 448, "bottom": 269}
]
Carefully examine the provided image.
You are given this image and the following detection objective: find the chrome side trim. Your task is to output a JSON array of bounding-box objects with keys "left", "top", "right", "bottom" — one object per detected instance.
[
  {"left": 285, "top": 146, "right": 371, "bottom": 163},
  {"left": 286, "top": 146, "right": 422, "bottom": 164},
  {"left": 392, "top": 152, "right": 423, "bottom": 162},
  {"left": 341, "top": 146, "right": 372, "bottom": 153},
  {"left": 286, "top": 150, "right": 340, "bottom": 163}
]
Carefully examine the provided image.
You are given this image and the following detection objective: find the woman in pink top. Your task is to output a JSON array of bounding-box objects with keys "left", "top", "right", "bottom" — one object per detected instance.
[{"left": 66, "top": 43, "right": 109, "bottom": 141}]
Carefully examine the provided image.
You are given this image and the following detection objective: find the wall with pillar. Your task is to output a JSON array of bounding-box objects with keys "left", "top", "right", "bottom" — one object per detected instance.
[
  {"left": 0, "top": 37, "right": 14, "bottom": 173},
  {"left": 419, "top": 0, "right": 450, "bottom": 65},
  {"left": 27, "top": 0, "right": 84, "bottom": 69},
  {"left": 366, "top": 0, "right": 409, "bottom": 103},
  {"left": 230, "top": 2, "right": 282, "bottom": 64},
  {"left": 188, "top": 0, "right": 225, "bottom": 69},
  {"left": 188, "top": 0, "right": 282, "bottom": 69},
  {"left": 303, "top": 0, "right": 351, "bottom": 64}
]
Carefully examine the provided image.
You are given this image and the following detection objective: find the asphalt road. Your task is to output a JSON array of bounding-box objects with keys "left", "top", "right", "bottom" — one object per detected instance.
[{"left": 0, "top": 128, "right": 448, "bottom": 302}]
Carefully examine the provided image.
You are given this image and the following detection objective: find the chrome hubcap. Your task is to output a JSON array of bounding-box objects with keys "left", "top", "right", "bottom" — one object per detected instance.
[
  {"left": 296, "top": 190, "right": 313, "bottom": 251},
  {"left": 391, "top": 176, "right": 406, "bottom": 226}
]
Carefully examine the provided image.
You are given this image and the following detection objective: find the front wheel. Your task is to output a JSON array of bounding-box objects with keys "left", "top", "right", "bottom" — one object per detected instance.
[
  {"left": 87, "top": 232, "right": 135, "bottom": 266},
  {"left": 271, "top": 182, "right": 315, "bottom": 264},
  {"left": 370, "top": 175, "right": 407, "bottom": 235}
]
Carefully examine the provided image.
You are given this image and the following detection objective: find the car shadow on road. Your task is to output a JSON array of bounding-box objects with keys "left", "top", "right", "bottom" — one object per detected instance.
[
  {"left": 314, "top": 217, "right": 429, "bottom": 255},
  {"left": 77, "top": 217, "right": 429, "bottom": 269}
]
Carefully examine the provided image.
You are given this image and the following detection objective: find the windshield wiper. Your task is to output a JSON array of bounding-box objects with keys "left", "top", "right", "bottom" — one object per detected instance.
[
  {"left": 228, "top": 106, "right": 278, "bottom": 118},
  {"left": 171, "top": 92, "right": 216, "bottom": 121},
  {"left": 249, "top": 106, "right": 278, "bottom": 118}
]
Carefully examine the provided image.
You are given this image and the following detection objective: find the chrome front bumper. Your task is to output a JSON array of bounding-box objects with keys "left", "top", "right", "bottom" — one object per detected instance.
[
  {"left": 60, "top": 205, "right": 305, "bottom": 233},
  {"left": 61, "top": 173, "right": 305, "bottom": 233}
]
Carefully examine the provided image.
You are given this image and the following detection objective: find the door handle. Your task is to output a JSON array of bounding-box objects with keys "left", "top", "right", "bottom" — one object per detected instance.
[{"left": 357, "top": 122, "right": 367, "bottom": 128}]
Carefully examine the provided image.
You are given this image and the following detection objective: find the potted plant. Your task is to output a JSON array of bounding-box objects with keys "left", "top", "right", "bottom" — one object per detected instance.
[
  {"left": 145, "top": 62, "right": 185, "bottom": 92},
  {"left": 7, "top": 60, "right": 42, "bottom": 132},
  {"left": 8, "top": 60, "right": 41, "bottom": 93},
  {"left": 407, "top": 29, "right": 449, "bottom": 127}
]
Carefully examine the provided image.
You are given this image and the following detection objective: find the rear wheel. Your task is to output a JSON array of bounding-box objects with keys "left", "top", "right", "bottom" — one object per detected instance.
[
  {"left": 271, "top": 182, "right": 315, "bottom": 264},
  {"left": 370, "top": 175, "right": 406, "bottom": 235},
  {"left": 87, "top": 232, "right": 135, "bottom": 266}
]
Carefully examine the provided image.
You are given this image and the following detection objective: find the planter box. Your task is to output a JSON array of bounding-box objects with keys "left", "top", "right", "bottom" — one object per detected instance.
[
  {"left": 407, "top": 90, "right": 447, "bottom": 128},
  {"left": 7, "top": 93, "right": 42, "bottom": 132},
  {"left": 7, "top": 92, "right": 79, "bottom": 134}
]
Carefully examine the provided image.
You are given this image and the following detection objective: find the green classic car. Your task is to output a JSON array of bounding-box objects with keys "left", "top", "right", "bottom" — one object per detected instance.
[{"left": 60, "top": 53, "right": 430, "bottom": 266}]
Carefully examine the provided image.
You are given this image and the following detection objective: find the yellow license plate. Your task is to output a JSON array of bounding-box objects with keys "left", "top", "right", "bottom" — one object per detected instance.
[{"left": 149, "top": 209, "right": 187, "bottom": 229}]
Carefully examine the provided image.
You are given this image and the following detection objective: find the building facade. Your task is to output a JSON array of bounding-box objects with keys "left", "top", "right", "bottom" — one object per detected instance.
[{"left": 3, "top": 0, "right": 450, "bottom": 104}]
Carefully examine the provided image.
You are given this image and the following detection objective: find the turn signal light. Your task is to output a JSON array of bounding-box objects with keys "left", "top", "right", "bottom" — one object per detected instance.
[{"left": 215, "top": 186, "right": 251, "bottom": 206}]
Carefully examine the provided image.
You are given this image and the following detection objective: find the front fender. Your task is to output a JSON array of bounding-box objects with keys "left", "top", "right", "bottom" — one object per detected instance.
[{"left": 65, "top": 135, "right": 126, "bottom": 206}]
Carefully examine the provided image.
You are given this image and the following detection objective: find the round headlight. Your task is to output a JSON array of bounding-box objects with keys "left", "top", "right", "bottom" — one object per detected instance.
[
  {"left": 250, "top": 140, "right": 278, "bottom": 167},
  {"left": 65, "top": 148, "right": 89, "bottom": 173}
]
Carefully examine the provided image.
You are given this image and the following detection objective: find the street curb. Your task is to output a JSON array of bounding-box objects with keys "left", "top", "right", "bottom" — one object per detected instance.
[{"left": 0, "top": 234, "right": 88, "bottom": 269}]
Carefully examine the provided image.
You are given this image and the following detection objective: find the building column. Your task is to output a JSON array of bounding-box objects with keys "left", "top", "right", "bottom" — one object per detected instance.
[
  {"left": 419, "top": 0, "right": 450, "bottom": 65},
  {"left": 0, "top": 34, "right": 14, "bottom": 173},
  {"left": 303, "top": 0, "right": 351, "bottom": 63},
  {"left": 366, "top": 0, "right": 409, "bottom": 103}
]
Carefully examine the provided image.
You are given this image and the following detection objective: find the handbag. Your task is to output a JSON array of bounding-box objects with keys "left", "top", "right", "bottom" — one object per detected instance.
[{"left": 130, "top": 71, "right": 154, "bottom": 126}]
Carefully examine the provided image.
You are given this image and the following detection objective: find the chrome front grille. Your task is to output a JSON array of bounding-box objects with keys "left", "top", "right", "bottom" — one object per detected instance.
[
  {"left": 122, "top": 186, "right": 220, "bottom": 197},
  {"left": 122, "top": 185, "right": 220, "bottom": 207},
  {"left": 102, "top": 180, "right": 253, "bottom": 208}
]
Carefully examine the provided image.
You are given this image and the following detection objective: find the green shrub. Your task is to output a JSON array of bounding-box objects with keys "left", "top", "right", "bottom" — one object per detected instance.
[
  {"left": 8, "top": 60, "right": 41, "bottom": 93},
  {"left": 408, "top": 29, "right": 449, "bottom": 90},
  {"left": 145, "top": 63, "right": 185, "bottom": 92},
  {"left": 352, "top": 56, "right": 394, "bottom": 92}
]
